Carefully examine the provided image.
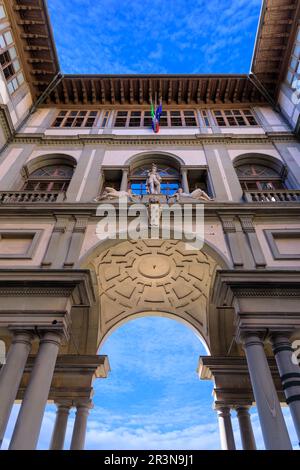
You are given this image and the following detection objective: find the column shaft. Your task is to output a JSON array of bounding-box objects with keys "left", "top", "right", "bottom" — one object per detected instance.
[
  {"left": 120, "top": 169, "right": 128, "bottom": 192},
  {"left": 0, "top": 331, "right": 33, "bottom": 448},
  {"left": 9, "top": 331, "right": 62, "bottom": 450},
  {"left": 236, "top": 406, "right": 256, "bottom": 450},
  {"left": 271, "top": 334, "right": 300, "bottom": 444},
  {"left": 50, "top": 404, "right": 71, "bottom": 450},
  {"left": 70, "top": 404, "right": 90, "bottom": 450},
  {"left": 181, "top": 170, "right": 189, "bottom": 193},
  {"left": 216, "top": 406, "right": 236, "bottom": 450},
  {"left": 243, "top": 334, "right": 292, "bottom": 450}
]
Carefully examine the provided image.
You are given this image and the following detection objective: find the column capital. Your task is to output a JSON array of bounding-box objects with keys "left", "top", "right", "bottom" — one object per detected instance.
[
  {"left": 9, "top": 329, "right": 35, "bottom": 345},
  {"left": 74, "top": 399, "right": 93, "bottom": 411},
  {"left": 269, "top": 332, "right": 292, "bottom": 345},
  {"left": 55, "top": 400, "right": 73, "bottom": 411},
  {"left": 215, "top": 405, "right": 231, "bottom": 416},
  {"left": 235, "top": 405, "right": 251, "bottom": 415},
  {"left": 239, "top": 331, "right": 266, "bottom": 346},
  {"left": 39, "top": 330, "right": 64, "bottom": 347}
]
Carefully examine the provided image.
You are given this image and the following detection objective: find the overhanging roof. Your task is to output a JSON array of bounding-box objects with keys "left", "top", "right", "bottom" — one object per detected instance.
[
  {"left": 4, "top": 0, "right": 60, "bottom": 99},
  {"left": 251, "top": 0, "right": 300, "bottom": 99},
  {"left": 5, "top": 0, "right": 300, "bottom": 106},
  {"left": 44, "top": 74, "right": 266, "bottom": 106}
]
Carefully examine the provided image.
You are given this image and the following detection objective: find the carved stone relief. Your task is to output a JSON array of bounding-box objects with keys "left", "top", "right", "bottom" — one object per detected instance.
[{"left": 89, "top": 239, "right": 219, "bottom": 343}]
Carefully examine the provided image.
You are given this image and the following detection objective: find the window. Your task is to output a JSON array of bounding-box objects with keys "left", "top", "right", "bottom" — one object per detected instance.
[
  {"left": 114, "top": 111, "right": 128, "bottom": 127},
  {"left": 129, "top": 111, "right": 141, "bottom": 127},
  {"left": 0, "top": 9, "right": 24, "bottom": 96},
  {"left": 52, "top": 111, "right": 98, "bottom": 128},
  {"left": 287, "top": 26, "right": 300, "bottom": 87},
  {"left": 0, "top": 5, "right": 6, "bottom": 20},
  {"left": 213, "top": 109, "right": 258, "bottom": 126},
  {"left": 23, "top": 165, "right": 74, "bottom": 192},
  {"left": 101, "top": 111, "right": 111, "bottom": 127},
  {"left": 199, "top": 110, "right": 210, "bottom": 127},
  {"left": 113, "top": 110, "right": 198, "bottom": 128},
  {"left": 236, "top": 163, "right": 286, "bottom": 191},
  {"left": 183, "top": 111, "right": 198, "bottom": 126},
  {"left": 170, "top": 111, "right": 181, "bottom": 126},
  {"left": 158, "top": 111, "right": 168, "bottom": 127}
]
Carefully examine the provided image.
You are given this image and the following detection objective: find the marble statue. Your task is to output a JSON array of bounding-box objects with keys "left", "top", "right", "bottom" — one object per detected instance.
[
  {"left": 146, "top": 164, "right": 162, "bottom": 195},
  {"left": 94, "top": 187, "right": 134, "bottom": 201},
  {"left": 173, "top": 187, "right": 213, "bottom": 201}
]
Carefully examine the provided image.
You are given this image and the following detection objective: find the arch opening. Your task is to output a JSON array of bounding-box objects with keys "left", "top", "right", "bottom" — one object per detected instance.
[
  {"left": 81, "top": 238, "right": 227, "bottom": 353},
  {"left": 93, "top": 315, "right": 218, "bottom": 450}
]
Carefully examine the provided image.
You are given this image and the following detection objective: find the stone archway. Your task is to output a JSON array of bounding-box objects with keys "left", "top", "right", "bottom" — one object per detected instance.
[{"left": 86, "top": 239, "right": 221, "bottom": 350}]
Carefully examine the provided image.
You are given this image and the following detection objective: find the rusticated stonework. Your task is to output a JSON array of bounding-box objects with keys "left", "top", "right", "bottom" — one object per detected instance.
[{"left": 89, "top": 239, "right": 219, "bottom": 343}]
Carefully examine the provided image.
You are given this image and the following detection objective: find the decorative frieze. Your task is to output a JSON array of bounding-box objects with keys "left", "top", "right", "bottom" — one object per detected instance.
[{"left": 11, "top": 132, "right": 298, "bottom": 148}]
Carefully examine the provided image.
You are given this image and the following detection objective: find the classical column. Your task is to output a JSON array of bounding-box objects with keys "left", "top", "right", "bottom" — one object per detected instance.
[
  {"left": 236, "top": 406, "right": 256, "bottom": 450},
  {"left": 49, "top": 402, "right": 72, "bottom": 450},
  {"left": 242, "top": 333, "right": 292, "bottom": 450},
  {"left": 70, "top": 402, "right": 92, "bottom": 450},
  {"left": 216, "top": 406, "right": 236, "bottom": 450},
  {"left": 0, "top": 330, "right": 33, "bottom": 448},
  {"left": 271, "top": 334, "right": 300, "bottom": 444},
  {"left": 9, "top": 331, "right": 62, "bottom": 450},
  {"left": 181, "top": 169, "right": 189, "bottom": 194},
  {"left": 120, "top": 168, "right": 129, "bottom": 192}
]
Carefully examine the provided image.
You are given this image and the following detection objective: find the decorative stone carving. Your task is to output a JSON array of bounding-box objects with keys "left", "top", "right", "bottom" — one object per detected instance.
[
  {"left": 88, "top": 240, "right": 219, "bottom": 343},
  {"left": 94, "top": 187, "right": 135, "bottom": 202},
  {"left": 173, "top": 188, "right": 213, "bottom": 201}
]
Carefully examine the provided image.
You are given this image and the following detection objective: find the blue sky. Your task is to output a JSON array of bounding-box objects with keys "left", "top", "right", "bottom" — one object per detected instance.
[
  {"left": 47, "top": 0, "right": 262, "bottom": 74},
  {"left": 2, "top": 317, "right": 299, "bottom": 450}
]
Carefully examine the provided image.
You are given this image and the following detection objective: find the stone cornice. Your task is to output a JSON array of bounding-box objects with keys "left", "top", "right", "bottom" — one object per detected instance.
[
  {"left": 11, "top": 131, "right": 299, "bottom": 147},
  {"left": 0, "top": 202, "right": 299, "bottom": 217},
  {"left": 0, "top": 269, "right": 96, "bottom": 305},
  {"left": 25, "top": 354, "right": 110, "bottom": 378},
  {"left": 213, "top": 269, "right": 300, "bottom": 307}
]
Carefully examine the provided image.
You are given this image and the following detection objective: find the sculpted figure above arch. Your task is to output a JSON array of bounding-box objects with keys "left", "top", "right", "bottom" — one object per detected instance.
[
  {"left": 146, "top": 163, "right": 162, "bottom": 195},
  {"left": 173, "top": 188, "right": 213, "bottom": 202}
]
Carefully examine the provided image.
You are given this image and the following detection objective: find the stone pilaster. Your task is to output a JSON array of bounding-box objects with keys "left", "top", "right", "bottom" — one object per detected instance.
[
  {"left": 220, "top": 216, "right": 243, "bottom": 267},
  {"left": 41, "top": 216, "right": 69, "bottom": 267},
  {"left": 64, "top": 216, "right": 89, "bottom": 267},
  {"left": 239, "top": 215, "right": 266, "bottom": 268}
]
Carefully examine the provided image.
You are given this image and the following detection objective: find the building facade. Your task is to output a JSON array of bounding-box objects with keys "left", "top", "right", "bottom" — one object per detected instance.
[{"left": 0, "top": 0, "right": 299, "bottom": 451}]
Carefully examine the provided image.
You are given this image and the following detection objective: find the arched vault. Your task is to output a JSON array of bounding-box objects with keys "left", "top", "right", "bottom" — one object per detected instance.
[{"left": 82, "top": 239, "right": 226, "bottom": 352}]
